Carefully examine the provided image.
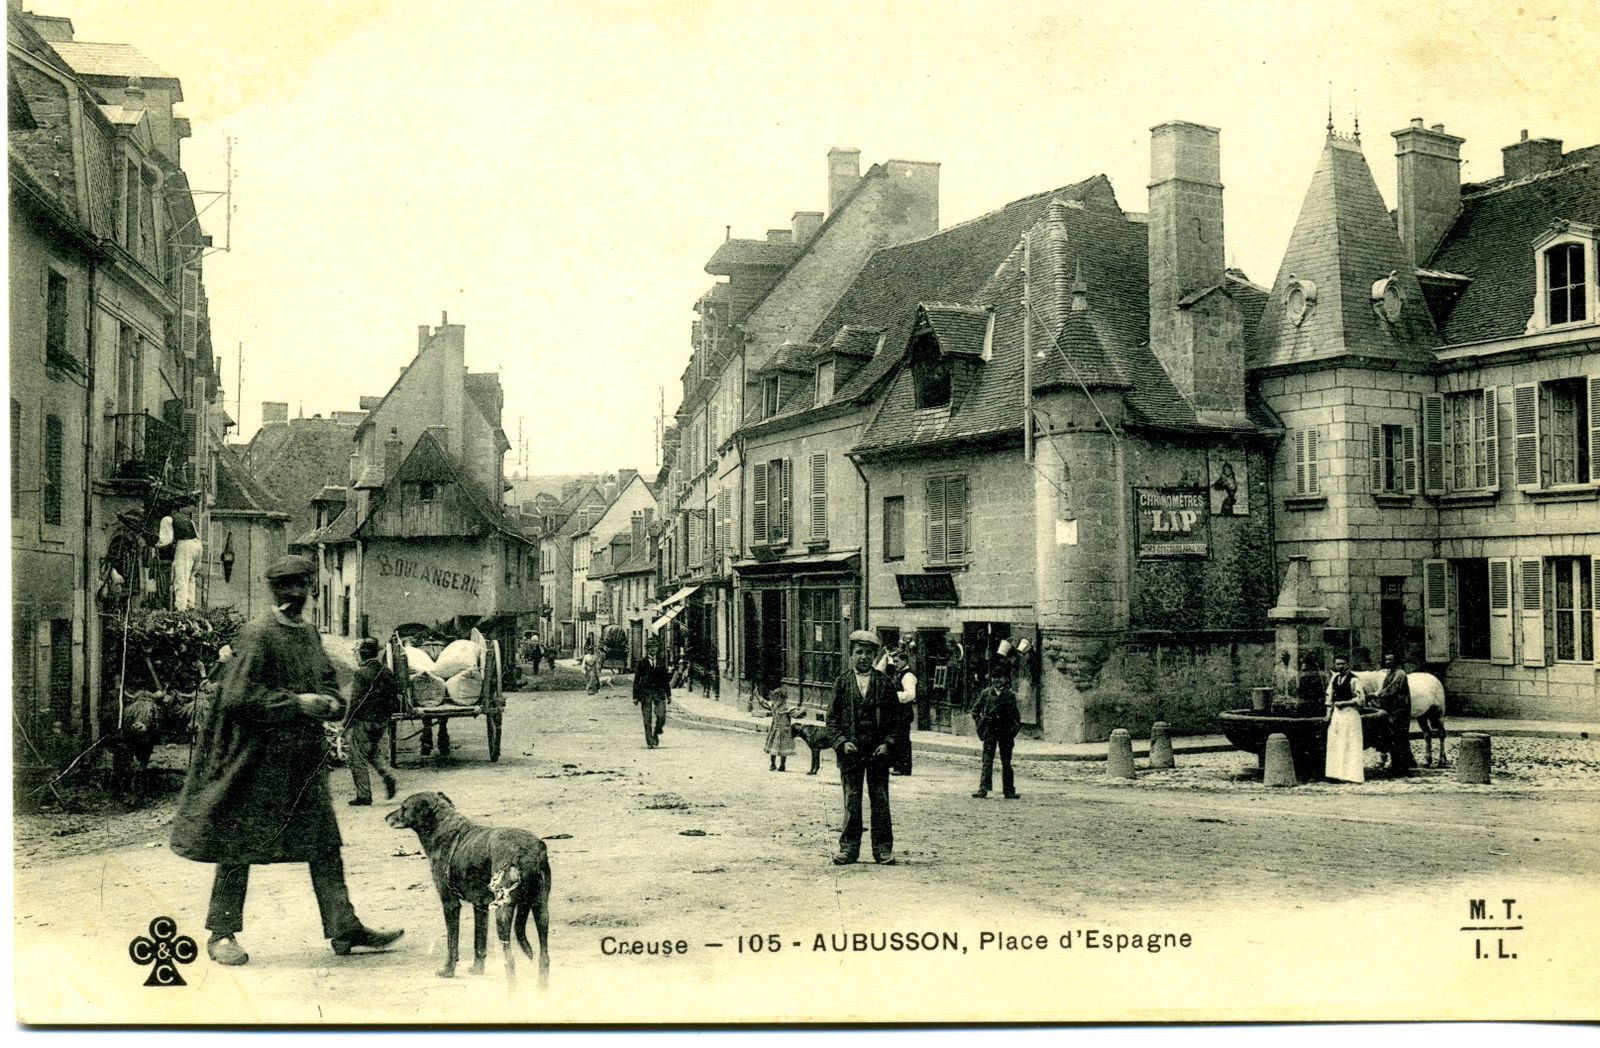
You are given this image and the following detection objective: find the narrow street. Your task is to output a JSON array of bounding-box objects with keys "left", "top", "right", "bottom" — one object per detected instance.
[{"left": 14, "top": 681, "right": 1599, "bottom": 1023}]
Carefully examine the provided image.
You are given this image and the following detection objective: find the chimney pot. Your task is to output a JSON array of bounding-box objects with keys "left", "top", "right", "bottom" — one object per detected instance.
[
  {"left": 1501, "top": 133, "right": 1564, "bottom": 181},
  {"left": 827, "top": 147, "right": 862, "bottom": 216},
  {"left": 792, "top": 211, "right": 824, "bottom": 243},
  {"left": 1521, "top": 129, "right": 1530, "bottom": 141},
  {"left": 1392, "top": 118, "right": 1464, "bottom": 263},
  {"left": 441, "top": 311, "right": 448, "bottom": 326},
  {"left": 418, "top": 325, "right": 429, "bottom": 352},
  {"left": 1410, "top": 117, "right": 1424, "bottom": 128},
  {"left": 1431, "top": 123, "right": 1446, "bottom": 133}
]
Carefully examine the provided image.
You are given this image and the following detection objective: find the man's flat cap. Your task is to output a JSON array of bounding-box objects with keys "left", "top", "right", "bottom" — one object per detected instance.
[
  {"left": 848, "top": 629, "right": 880, "bottom": 647},
  {"left": 265, "top": 554, "right": 316, "bottom": 580}
]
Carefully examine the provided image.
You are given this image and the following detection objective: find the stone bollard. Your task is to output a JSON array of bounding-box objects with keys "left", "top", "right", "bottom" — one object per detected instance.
[
  {"left": 1263, "top": 733, "right": 1297, "bottom": 787},
  {"left": 1455, "top": 733, "right": 1491, "bottom": 784},
  {"left": 1149, "top": 721, "right": 1175, "bottom": 769},
  {"left": 1106, "top": 728, "right": 1135, "bottom": 779}
]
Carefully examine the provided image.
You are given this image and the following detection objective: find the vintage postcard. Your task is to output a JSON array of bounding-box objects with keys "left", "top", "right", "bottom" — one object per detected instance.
[{"left": 8, "top": 0, "right": 1599, "bottom": 1027}]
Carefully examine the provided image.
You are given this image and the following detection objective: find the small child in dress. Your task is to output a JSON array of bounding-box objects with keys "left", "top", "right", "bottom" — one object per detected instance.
[{"left": 759, "top": 687, "right": 802, "bottom": 772}]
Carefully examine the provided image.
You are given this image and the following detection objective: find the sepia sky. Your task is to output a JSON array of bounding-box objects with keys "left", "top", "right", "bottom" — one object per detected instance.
[{"left": 39, "top": 0, "right": 1600, "bottom": 476}]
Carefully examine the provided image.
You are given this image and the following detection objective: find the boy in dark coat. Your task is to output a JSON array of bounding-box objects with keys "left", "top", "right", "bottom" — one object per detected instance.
[
  {"left": 823, "top": 630, "right": 905, "bottom": 865},
  {"left": 170, "top": 555, "right": 402, "bottom": 966},
  {"left": 970, "top": 668, "right": 1022, "bottom": 799},
  {"left": 345, "top": 637, "right": 399, "bottom": 805}
]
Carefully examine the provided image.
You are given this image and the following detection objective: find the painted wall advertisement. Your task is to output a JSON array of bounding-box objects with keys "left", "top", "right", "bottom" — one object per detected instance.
[{"left": 1134, "top": 487, "right": 1210, "bottom": 559}]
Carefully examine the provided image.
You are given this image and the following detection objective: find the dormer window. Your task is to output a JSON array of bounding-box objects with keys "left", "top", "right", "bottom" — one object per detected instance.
[
  {"left": 1531, "top": 222, "right": 1598, "bottom": 331},
  {"left": 762, "top": 376, "right": 781, "bottom": 418},
  {"left": 418, "top": 481, "right": 439, "bottom": 503},
  {"left": 910, "top": 334, "right": 951, "bottom": 409},
  {"left": 1547, "top": 243, "right": 1587, "bottom": 325},
  {"left": 815, "top": 359, "right": 835, "bottom": 405}
]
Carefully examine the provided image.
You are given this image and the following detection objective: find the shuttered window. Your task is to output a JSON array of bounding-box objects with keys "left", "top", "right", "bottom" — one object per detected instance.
[
  {"left": 718, "top": 488, "right": 731, "bottom": 555},
  {"left": 11, "top": 400, "right": 21, "bottom": 517},
  {"left": 1422, "top": 394, "right": 1446, "bottom": 494},
  {"left": 1422, "top": 558, "right": 1449, "bottom": 662},
  {"left": 774, "top": 458, "right": 791, "bottom": 542},
  {"left": 1292, "top": 428, "right": 1320, "bottom": 495},
  {"left": 808, "top": 452, "right": 828, "bottom": 541},
  {"left": 1519, "top": 557, "right": 1546, "bottom": 667},
  {"left": 1455, "top": 559, "right": 1490, "bottom": 660},
  {"left": 43, "top": 415, "right": 63, "bottom": 525},
  {"left": 1513, "top": 383, "right": 1540, "bottom": 488},
  {"left": 45, "top": 270, "right": 71, "bottom": 367},
  {"left": 1368, "top": 423, "right": 1418, "bottom": 494},
  {"left": 751, "top": 463, "right": 768, "bottom": 544},
  {"left": 926, "top": 475, "right": 970, "bottom": 564},
  {"left": 1488, "top": 557, "right": 1513, "bottom": 664}
]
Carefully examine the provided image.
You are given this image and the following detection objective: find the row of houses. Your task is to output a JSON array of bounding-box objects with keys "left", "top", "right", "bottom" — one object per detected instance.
[
  {"left": 652, "top": 119, "right": 1599, "bottom": 742},
  {"left": 7, "top": 4, "right": 289, "bottom": 746}
]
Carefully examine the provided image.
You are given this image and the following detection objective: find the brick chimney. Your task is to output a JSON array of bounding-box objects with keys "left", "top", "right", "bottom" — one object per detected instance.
[
  {"left": 792, "top": 211, "right": 823, "bottom": 243},
  {"left": 1147, "top": 122, "right": 1245, "bottom": 425},
  {"left": 827, "top": 147, "right": 860, "bottom": 216},
  {"left": 1392, "top": 117, "right": 1464, "bottom": 264},
  {"left": 630, "top": 511, "right": 646, "bottom": 552},
  {"left": 1502, "top": 130, "right": 1564, "bottom": 181},
  {"left": 261, "top": 401, "right": 289, "bottom": 425}
]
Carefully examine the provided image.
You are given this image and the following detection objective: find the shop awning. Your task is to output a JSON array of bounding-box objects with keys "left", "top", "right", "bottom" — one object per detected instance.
[
  {"left": 731, "top": 551, "right": 859, "bottom": 576},
  {"left": 649, "top": 603, "right": 687, "bottom": 633},
  {"left": 654, "top": 585, "right": 700, "bottom": 612}
]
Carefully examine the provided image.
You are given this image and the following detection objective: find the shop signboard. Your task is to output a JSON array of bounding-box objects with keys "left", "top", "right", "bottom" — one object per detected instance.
[{"left": 1133, "top": 487, "right": 1210, "bottom": 559}]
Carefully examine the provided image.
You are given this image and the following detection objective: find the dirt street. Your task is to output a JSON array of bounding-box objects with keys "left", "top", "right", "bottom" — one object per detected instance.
[{"left": 14, "top": 684, "right": 1600, "bottom": 1024}]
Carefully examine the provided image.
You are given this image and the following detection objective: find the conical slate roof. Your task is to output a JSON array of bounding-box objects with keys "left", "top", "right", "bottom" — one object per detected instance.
[{"left": 1251, "top": 134, "right": 1439, "bottom": 369}]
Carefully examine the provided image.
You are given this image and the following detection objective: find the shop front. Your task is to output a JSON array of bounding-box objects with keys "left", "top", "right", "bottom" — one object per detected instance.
[{"left": 734, "top": 553, "right": 860, "bottom": 711}]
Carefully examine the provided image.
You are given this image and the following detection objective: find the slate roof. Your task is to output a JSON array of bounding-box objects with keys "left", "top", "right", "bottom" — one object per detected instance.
[
  {"left": 50, "top": 41, "right": 180, "bottom": 88},
  {"left": 1250, "top": 135, "right": 1440, "bottom": 369},
  {"left": 824, "top": 326, "right": 882, "bottom": 359},
  {"left": 212, "top": 446, "right": 287, "bottom": 517},
  {"left": 852, "top": 180, "right": 1274, "bottom": 454},
  {"left": 1428, "top": 146, "right": 1600, "bottom": 344},
  {"left": 920, "top": 304, "right": 991, "bottom": 358}
]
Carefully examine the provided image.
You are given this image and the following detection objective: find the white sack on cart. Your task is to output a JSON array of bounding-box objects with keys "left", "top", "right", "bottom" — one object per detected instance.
[
  {"left": 401, "top": 644, "right": 437, "bottom": 676},
  {"left": 445, "top": 666, "right": 483, "bottom": 704},
  {"left": 433, "top": 639, "right": 479, "bottom": 681},
  {"left": 410, "top": 670, "right": 448, "bottom": 707}
]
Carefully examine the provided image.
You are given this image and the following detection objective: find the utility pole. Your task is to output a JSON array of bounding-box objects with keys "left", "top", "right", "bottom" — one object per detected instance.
[{"left": 1022, "top": 231, "right": 1033, "bottom": 464}]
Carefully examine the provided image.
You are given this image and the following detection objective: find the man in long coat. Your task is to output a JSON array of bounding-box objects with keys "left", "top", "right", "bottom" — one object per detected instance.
[
  {"left": 1373, "top": 652, "right": 1414, "bottom": 776},
  {"left": 823, "top": 630, "right": 906, "bottom": 866},
  {"left": 970, "top": 665, "right": 1022, "bottom": 799},
  {"left": 633, "top": 636, "right": 672, "bottom": 748},
  {"left": 171, "top": 555, "right": 402, "bottom": 966}
]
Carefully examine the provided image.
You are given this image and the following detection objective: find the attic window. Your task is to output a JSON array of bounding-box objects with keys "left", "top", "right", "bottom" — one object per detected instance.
[
  {"left": 815, "top": 360, "right": 835, "bottom": 405},
  {"left": 910, "top": 333, "right": 951, "bottom": 409},
  {"left": 419, "top": 481, "right": 439, "bottom": 503},
  {"left": 1531, "top": 222, "right": 1597, "bottom": 332},
  {"left": 762, "top": 376, "right": 781, "bottom": 418}
]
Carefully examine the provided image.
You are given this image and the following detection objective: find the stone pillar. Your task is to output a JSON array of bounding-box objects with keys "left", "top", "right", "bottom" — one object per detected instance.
[{"left": 1266, "top": 556, "right": 1331, "bottom": 715}]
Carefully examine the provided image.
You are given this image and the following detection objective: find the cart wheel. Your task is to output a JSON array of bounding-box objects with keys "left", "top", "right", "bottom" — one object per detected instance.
[{"left": 487, "top": 709, "right": 503, "bottom": 762}]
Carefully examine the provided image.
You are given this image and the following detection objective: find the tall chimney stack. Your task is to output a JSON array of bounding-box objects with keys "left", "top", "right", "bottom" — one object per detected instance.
[
  {"left": 1501, "top": 129, "right": 1564, "bottom": 181},
  {"left": 1392, "top": 117, "right": 1464, "bottom": 264},
  {"left": 827, "top": 147, "right": 861, "bottom": 216}
]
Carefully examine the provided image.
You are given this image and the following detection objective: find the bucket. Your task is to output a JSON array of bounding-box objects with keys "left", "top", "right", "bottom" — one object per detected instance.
[{"left": 1250, "top": 686, "right": 1273, "bottom": 713}]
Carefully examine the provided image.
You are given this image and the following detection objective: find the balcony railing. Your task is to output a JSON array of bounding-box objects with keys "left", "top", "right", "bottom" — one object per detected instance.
[{"left": 104, "top": 412, "right": 186, "bottom": 484}]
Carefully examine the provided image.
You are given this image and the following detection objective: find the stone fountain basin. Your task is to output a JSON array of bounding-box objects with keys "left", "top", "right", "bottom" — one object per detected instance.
[{"left": 1219, "top": 708, "right": 1390, "bottom": 779}]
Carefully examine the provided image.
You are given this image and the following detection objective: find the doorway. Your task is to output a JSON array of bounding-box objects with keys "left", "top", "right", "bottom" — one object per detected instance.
[
  {"left": 1380, "top": 576, "right": 1408, "bottom": 664},
  {"left": 759, "top": 590, "right": 786, "bottom": 696}
]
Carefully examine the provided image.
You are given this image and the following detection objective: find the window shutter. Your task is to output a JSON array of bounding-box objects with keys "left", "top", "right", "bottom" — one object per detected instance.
[
  {"left": 1402, "top": 424, "right": 1418, "bottom": 493},
  {"left": 1480, "top": 387, "right": 1498, "bottom": 490},
  {"left": 1422, "top": 394, "right": 1446, "bottom": 494},
  {"left": 1589, "top": 376, "right": 1600, "bottom": 483},
  {"left": 1422, "top": 558, "right": 1449, "bottom": 662},
  {"left": 1518, "top": 557, "right": 1546, "bottom": 667},
  {"left": 180, "top": 269, "right": 200, "bottom": 359},
  {"left": 809, "top": 452, "right": 827, "bottom": 540},
  {"left": 947, "top": 476, "right": 969, "bottom": 558},
  {"left": 1293, "top": 430, "right": 1308, "bottom": 494},
  {"left": 1488, "top": 557, "right": 1513, "bottom": 664},
  {"left": 1306, "top": 428, "right": 1320, "bottom": 493},
  {"left": 1513, "top": 383, "right": 1540, "bottom": 488},
  {"left": 718, "top": 488, "right": 730, "bottom": 555},
  {"left": 1592, "top": 556, "right": 1600, "bottom": 663},
  {"left": 778, "top": 458, "right": 791, "bottom": 541},
  {"left": 751, "top": 462, "right": 768, "bottom": 545},
  {"left": 926, "top": 477, "right": 947, "bottom": 563},
  {"left": 1368, "top": 425, "right": 1383, "bottom": 492}
]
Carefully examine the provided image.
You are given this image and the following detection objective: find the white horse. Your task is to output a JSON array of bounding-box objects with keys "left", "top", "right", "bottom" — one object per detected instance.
[{"left": 1355, "top": 670, "right": 1448, "bottom": 767}]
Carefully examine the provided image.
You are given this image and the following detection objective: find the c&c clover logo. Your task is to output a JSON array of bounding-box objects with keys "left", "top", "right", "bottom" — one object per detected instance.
[{"left": 129, "top": 916, "right": 198, "bottom": 986}]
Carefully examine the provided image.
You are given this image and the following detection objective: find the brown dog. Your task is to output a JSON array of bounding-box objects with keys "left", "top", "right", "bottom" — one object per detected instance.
[{"left": 386, "top": 791, "right": 550, "bottom": 988}]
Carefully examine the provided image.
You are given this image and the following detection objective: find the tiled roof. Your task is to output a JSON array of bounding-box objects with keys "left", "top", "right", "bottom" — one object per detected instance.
[
  {"left": 824, "top": 326, "right": 882, "bottom": 359},
  {"left": 704, "top": 238, "right": 802, "bottom": 274},
  {"left": 919, "top": 304, "right": 990, "bottom": 358},
  {"left": 316, "top": 504, "right": 358, "bottom": 545},
  {"left": 312, "top": 485, "right": 347, "bottom": 504},
  {"left": 1250, "top": 135, "right": 1440, "bottom": 369},
  {"left": 50, "top": 41, "right": 178, "bottom": 83},
  {"left": 812, "top": 175, "right": 1121, "bottom": 407},
  {"left": 1429, "top": 148, "right": 1600, "bottom": 344},
  {"left": 212, "top": 446, "right": 284, "bottom": 516}
]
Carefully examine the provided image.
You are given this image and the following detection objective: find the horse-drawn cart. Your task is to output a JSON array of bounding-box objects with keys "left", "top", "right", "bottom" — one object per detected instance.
[{"left": 385, "top": 628, "right": 505, "bottom": 765}]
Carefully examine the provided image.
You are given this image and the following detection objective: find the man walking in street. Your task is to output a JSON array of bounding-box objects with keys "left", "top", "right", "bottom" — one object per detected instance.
[
  {"left": 970, "top": 664, "right": 1022, "bottom": 799},
  {"left": 1374, "top": 652, "right": 1414, "bottom": 777},
  {"left": 633, "top": 636, "right": 672, "bottom": 748},
  {"left": 170, "top": 555, "right": 403, "bottom": 967},
  {"left": 345, "top": 637, "right": 399, "bottom": 806},
  {"left": 823, "top": 630, "right": 904, "bottom": 866},
  {"left": 583, "top": 639, "right": 600, "bottom": 694}
]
